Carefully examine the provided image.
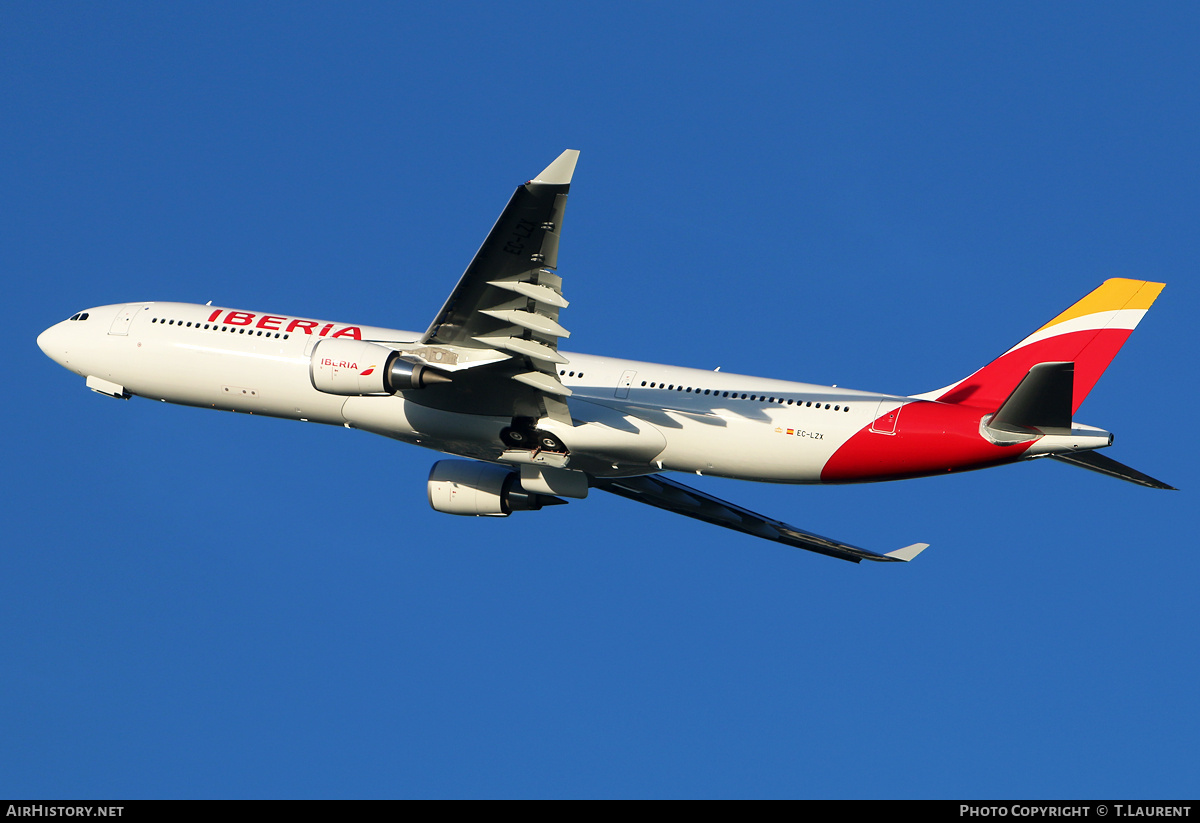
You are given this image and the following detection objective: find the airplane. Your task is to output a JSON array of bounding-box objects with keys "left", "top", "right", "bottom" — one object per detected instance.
[{"left": 36, "top": 150, "right": 1174, "bottom": 564}]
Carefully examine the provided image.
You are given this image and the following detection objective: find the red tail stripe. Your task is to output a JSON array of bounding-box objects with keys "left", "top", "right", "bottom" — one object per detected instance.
[{"left": 937, "top": 328, "right": 1133, "bottom": 413}]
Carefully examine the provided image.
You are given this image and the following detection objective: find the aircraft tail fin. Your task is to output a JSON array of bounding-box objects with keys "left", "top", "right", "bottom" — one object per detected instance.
[{"left": 919, "top": 279, "right": 1164, "bottom": 413}]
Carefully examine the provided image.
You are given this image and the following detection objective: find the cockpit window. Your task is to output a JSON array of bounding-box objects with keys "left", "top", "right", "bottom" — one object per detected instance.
[
  {"left": 68, "top": 312, "right": 89, "bottom": 321},
  {"left": 70, "top": 314, "right": 80, "bottom": 321}
]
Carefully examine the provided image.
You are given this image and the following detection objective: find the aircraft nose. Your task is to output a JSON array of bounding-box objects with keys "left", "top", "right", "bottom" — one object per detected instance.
[{"left": 37, "top": 322, "right": 68, "bottom": 364}]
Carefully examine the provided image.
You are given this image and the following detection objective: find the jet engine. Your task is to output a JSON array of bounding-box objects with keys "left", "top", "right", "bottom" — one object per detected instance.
[
  {"left": 427, "top": 460, "right": 566, "bottom": 516},
  {"left": 310, "top": 339, "right": 450, "bottom": 396}
]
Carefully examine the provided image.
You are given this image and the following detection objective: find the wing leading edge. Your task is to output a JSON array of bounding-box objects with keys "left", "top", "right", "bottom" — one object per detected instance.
[{"left": 593, "top": 474, "right": 928, "bottom": 563}]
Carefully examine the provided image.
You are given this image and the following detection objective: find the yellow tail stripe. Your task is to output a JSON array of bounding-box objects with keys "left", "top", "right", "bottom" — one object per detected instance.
[{"left": 1036, "top": 278, "right": 1165, "bottom": 333}]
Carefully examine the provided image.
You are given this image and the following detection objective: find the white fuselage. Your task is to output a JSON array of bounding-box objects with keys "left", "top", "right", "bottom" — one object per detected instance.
[{"left": 38, "top": 301, "right": 911, "bottom": 483}]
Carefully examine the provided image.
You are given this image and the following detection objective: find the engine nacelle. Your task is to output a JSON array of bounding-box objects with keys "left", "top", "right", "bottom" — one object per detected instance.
[
  {"left": 428, "top": 460, "right": 565, "bottom": 516},
  {"left": 310, "top": 339, "right": 450, "bottom": 396}
]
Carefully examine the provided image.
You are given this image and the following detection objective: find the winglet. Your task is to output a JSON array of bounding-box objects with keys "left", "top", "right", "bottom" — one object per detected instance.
[
  {"left": 885, "top": 543, "right": 929, "bottom": 562},
  {"left": 531, "top": 150, "right": 580, "bottom": 185}
]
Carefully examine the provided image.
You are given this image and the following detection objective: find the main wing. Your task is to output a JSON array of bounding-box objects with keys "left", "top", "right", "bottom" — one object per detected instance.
[
  {"left": 593, "top": 474, "right": 928, "bottom": 563},
  {"left": 411, "top": 150, "right": 580, "bottom": 424}
]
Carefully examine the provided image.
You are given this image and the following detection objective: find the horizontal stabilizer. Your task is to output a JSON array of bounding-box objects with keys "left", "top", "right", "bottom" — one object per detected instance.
[
  {"left": 1049, "top": 451, "right": 1176, "bottom": 490},
  {"left": 990, "top": 361, "right": 1074, "bottom": 435}
]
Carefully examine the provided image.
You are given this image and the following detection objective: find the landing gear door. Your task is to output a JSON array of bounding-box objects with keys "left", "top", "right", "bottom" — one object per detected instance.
[
  {"left": 869, "top": 399, "right": 904, "bottom": 435},
  {"left": 108, "top": 304, "right": 143, "bottom": 336},
  {"left": 615, "top": 369, "right": 637, "bottom": 399}
]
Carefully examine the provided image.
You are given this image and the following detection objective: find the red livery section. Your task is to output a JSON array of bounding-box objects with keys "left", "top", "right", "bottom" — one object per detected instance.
[
  {"left": 822, "top": 401, "right": 1034, "bottom": 482},
  {"left": 937, "top": 328, "right": 1134, "bottom": 413},
  {"left": 823, "top": 281, "right": 1165, "bottom": 484}
]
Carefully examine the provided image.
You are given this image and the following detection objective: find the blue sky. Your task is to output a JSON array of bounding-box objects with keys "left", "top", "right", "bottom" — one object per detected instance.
[{"left": 5, "top": 3, "right": 1198, "bottom": 798}]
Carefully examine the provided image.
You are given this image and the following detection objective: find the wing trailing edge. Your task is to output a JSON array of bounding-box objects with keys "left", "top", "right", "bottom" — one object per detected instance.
[{"left": 593, "top": 474, "right": 928, "bottom": 563}]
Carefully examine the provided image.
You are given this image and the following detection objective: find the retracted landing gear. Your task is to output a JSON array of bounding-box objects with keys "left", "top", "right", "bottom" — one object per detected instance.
[{"left": 500, "top": 417, "right": 568, "bottom": 456}]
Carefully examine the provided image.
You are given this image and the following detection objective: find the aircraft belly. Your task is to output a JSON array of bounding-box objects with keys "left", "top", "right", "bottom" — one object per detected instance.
[
  {"left": 341, "top": 395, "right": 510, "bottom": 461},
  {"left": 119, "top": 336, "right": 345, "bottom": 422},
  {"left": 541, "top": 399, "right": 667, "bottom": 466}
]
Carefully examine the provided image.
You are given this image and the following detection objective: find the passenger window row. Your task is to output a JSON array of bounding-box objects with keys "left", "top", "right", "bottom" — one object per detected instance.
[
  {"left": 150, "top": 317, "right": 291, "bottom": 340},
  {"left": 637, "top": 380, "right": 852, "bottom": 412}
]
